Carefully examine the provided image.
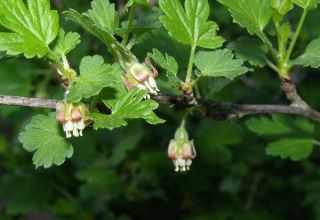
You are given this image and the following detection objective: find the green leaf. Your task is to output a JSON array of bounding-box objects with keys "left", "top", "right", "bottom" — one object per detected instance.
[
  {"left": 84, "top": 0, "right": 119, "bottom": 33},
  {"left": 90, "top": 89, "right": 165, "bottom": 130},
  {"left": 218, "top": 0, "right": 272, "bottom": 44},
  {"left": 67, "top": 55, "right": 123, "bottom": 103},
  {"left": 148, "top": 49, "right": 178, "bottom": 74},
  {"left": 293, "top": 38, "right": 320, "bottom": 68},
  {"left": 0, "top": 0, "right": 59, "bottom": 58},
  {"left": 271, "top": 0, "right": 293, "bottom": 16},
  {"left": 194, "top": 49, "right": 250, "bottom": 80},
  {"left": 246, "top": 115, "right": 292, "bottom": 136},
  {"left": 148, "top": 49, "right": 182, "bottom": 88},
  {"left": 246, "top": 114, "right": 315, "bottom": 136},
  {"left": 159, "top": 0, "right": 225, "bottom": 48},
  {"left": 124, "top": 0, "right": 150, "bottom": 11},
  {"left": 51, "top": 29, "right": 80, "bottom": 60},
  {"left": 63, "top": 9, "right": 130, "bottom": 58},
  {"left": 227, "top": 37, "right": 269, "bottom": 67},
  {"left": 267, "top": 139, "right": 314, "bottom": 161},
  {"left": 19, "top": 113, "right": 74, "bottom": 168},
  {"left": 291, "top": 0, "right": 320, "bottom": 10}
]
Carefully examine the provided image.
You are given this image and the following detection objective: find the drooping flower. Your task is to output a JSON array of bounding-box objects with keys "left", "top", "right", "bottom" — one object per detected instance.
[
  {"left": 168, "top": 120, "right": 196, "bottom": 172},
  {"left": 122, "top": 59, "right": 159, "bottom": 98},
  {"left": 56, "top": 102, "right": 89, "bottom": 138}
]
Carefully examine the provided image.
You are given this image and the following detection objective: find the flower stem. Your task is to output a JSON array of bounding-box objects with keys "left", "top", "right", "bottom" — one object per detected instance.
[
  {"left": 185, "top": 45, "right": 196, "bottom": 84},
  {"left": 284, "top": 9, "right": 308, "bottom": 64},
  {"left": 122, "top": 3, "right": 136, "bottom": 46}
]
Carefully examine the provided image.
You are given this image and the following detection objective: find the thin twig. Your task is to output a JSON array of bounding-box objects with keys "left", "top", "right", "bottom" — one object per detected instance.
[{"left": 1, "top": 94, "right": 320, "bottom": 122}]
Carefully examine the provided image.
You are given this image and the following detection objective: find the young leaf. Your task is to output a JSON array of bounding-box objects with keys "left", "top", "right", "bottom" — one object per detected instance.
[
  {"left": 84, "top": 0, "right": 119, "bottom": 34},
  {"left": 63, "top": 9, "right": 130, "bottom": 58},
  {"left": 227, "top": 37, "right": 269, "bottom": 67},
  {"left": 291, "top": 0, "right": 320, "bottom": 10},
  {"left": 148, "top": 49, "right": 181, "bottom": 88},
  {"left": 267, "top": 139, "right": 314, "bottom": 161},
  {"left": 19, "top": 113, "right": 74, "bottom": 168},
  {"left": 51, "top": 29, "right": 80, "bottom": 60},
  {"left": 90, "top": 89, "right": 165, "bottom": 130},
  {"left": 148, "top": 49, "right": 178, "bottom": 75},
  {"left": 218, "top": 0, "right": 272, "bottom": 44},
  {"left": 0, "top": 0, "right": 59, "bottom": 58},
  {"left": 271, "top": 0, "right": 293, "bottom": 16},
  {"left": 194, "top": 49, "right": 250, "bottom": 80},
  {"left": 293, "top": 38, "right": 320, "bottom": 68},
  {"left": 159, "top": 0, "right": 225, "bottom": 49},
  {"left": 67, "top": 55, "right": 123, "bottom": 103}
]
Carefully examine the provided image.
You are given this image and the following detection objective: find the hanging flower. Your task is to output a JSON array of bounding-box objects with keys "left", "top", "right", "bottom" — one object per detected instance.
[
  {"left": 168, "top": 120, "right": 196, "bottom": 172},
  {"left": 56, "top": 102, "right": 89, "bottom": 138},
  {"left": 122, "top": 59, "right": 159, "bottom": 99}
]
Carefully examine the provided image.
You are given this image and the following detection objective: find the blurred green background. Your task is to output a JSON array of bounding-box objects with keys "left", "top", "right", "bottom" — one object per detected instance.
[{"left": 1, "top": 0, "right": 320, "bottom": 219}]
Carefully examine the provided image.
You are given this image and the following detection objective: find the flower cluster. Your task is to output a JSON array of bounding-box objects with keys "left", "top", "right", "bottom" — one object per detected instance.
[
  {"left": 168, "top": 121, "right": 196, "bottom": 172},
  {"left": 122, "top": 60, "right": 159, "bottom": 98},
  {"left": 56, "top": 102, "right": 89, "bottom": 138}
]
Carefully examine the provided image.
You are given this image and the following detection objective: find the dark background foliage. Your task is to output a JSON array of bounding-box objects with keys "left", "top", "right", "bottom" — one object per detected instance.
[{"left": 1, "top": 0, "right": 320, "bottom": 219}]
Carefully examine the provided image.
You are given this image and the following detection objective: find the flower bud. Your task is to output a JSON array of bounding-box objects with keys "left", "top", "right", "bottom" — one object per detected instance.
[
  {"left": 168, "top": 120, "right": 196, "bottom": 172},
  {"left": 123, "top": 60, "right": 160, "bottom": 98},
  {"left": 56, "top": 102, "right": 89, "bottom": 138}
]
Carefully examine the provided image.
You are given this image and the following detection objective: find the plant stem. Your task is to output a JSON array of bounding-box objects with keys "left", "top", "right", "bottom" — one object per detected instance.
[
  {"left": 265, "top": 58, "right": 280, "bottom": 73},
  {"left": 284, "top": 9, "right": 308, "bottom": 64},
  {"left": 122, "top": 3, "right": 136, "bottom": 46},
  {"left": 185, "top": 45, "right": 196, "bottom": 84}
]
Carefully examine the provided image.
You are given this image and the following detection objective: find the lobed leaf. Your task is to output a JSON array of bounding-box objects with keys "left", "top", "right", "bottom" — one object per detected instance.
[
  {"left": 227, "top": 37, "right": 269, "bottom": 67},
  {"left": 84, "top": 0, "right": 119, "bottom": 34},
  {"left": 293, "top": 38, "right": 320, "bottom": 68},
  {"left": 0, "top": 0, "right": 59, "bottom": 58},
  {"left": 291, "top": 0, "right": 320, "bottom": 10},
  {"left": 90, "top": 89, "right": 165, "bottom": 130},
  {"left": 159, "top": 0, "right": 225, "bottom": 48},
  {"left": 67, "top": 55, "right": 123, "bottom": 103},
  {"left": 194, "top": 49, "right": 250, "bottom": 80},
  {"left": 51, "top": 29, "right": 80, "bottom": 60},
  {"left": 218, "top": 0, "right": 272, "bottom": 44},
  {"left": 267, "top": 139, "right": 314, "bottom": 161},
  {"left": 19, "top": 113, "right": 74, "bottom": 168}
]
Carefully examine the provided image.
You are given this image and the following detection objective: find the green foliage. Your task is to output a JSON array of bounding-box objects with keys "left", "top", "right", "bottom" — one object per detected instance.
[
  {"left": 67, "top": 55, "right": 123, "bottom": 103},
  {"left": 159, "top": 0, "right": 225, "bottom": 48},
  {"left": 90, "top": 89, "right": 165, "bottom": 130},
  {"left": 291, "top": 0, "right": 320, "bottom": 10},
  {"left": 246, "top": 115, "right": 316, "bottom": 161},
  {"left": 76, "top": 168, "right": 124, "bottom": 198},
  {"left": 0, "top": 174, "right": 53, "bottom": 215},
  {"left": 51, "top": 29, "right": 81, "bottom": 60},
  {"left": 19, "top": 113, "right": 74, "bottom": 168},
  {"left": 293, "top": 38, "right": 320, "bottom": 68},
  {"left": 228, "top": 37, "right": 269, "bottom": 67},
  {"left": 218, "top": 0, "right": 272, "bottom": 44},
  {"left": 271, "top": 0, "right": 293, "bottom": 16},
  {"left": 267, "top": 138, "right": 314, "bottom": 161},
  {"left": 1, "top": 0, "right": 320, "bottom": 218},
  {"left": 194, "top": 49, "right": 250, "bottom": 79},
  {"left": 63, "top": 8, "right": 129, "bottom": 57},
  {"left": 148, "top": 49, "right": 182, "bottom": 88},
  {"left": 84, "top": 0, "right": 119, "bottom": 34},
  {"left": 0, "top": 0, "right": 59, "bottom": 58}
]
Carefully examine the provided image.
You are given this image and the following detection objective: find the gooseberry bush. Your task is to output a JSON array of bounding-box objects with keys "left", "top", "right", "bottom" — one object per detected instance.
[{"left": 1, "top": 0, "right": 320, "bottom": 218}]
